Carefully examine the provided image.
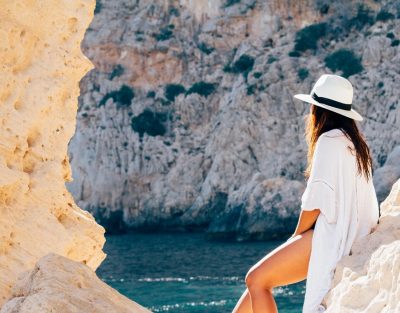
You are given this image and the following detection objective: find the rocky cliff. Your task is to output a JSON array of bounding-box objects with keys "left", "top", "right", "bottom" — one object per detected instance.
[
  {"left": 0, "top": 0, "right": 105, "bottom": 305},
  {"left": 0, "top": 0, "right": 150, "bottom": 311},
  {"left": 67, "top": 0, "right": 400, "bottom": 238}
]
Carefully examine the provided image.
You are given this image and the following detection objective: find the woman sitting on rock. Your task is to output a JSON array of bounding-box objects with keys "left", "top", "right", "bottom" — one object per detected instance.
[{"left": 232, "top": 74, "right": 380, "bottom": 313}]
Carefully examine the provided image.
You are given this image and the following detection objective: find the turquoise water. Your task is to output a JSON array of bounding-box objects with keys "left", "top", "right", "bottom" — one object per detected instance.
[{"left": 96, "top": 233, "right": 306, "bottom": 312}]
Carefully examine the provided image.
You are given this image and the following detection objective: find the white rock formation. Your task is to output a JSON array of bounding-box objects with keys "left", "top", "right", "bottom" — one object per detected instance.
[
  {"left": 0, "top": 1, "right": 150, "bottom": 312},
  {"left": 0, "top": 0, "right": 107, "bottom": 306},
  {"left": 324, "top": 178, "right": 400, "bottom": 312},
  {"left": 0, "top": 253, "right": 152, "bottom": 313}
]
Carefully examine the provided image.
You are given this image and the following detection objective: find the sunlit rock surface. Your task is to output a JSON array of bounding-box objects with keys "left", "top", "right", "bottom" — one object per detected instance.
[
  {"left": 0, "top": 0, "right": 108, "bottom": 306},
  {"left": 0, "top": 253, "right": 152, "bottom": 313},
  {"left": 0, "top": 0, "right": 152, "bottom": 311}
]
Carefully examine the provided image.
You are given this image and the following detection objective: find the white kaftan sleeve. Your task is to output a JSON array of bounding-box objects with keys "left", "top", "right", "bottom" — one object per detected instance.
[{"left": 301, "top": 136, "right": 338, "bottom": 224}]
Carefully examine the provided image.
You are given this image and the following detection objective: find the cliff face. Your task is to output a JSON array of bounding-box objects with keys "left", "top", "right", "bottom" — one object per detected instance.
[
  {"left": 0, "top": 0, "right": 149, "bottom": 312},
  {"left": 325, "top": 178, "right": 400, "bottom": 312},
  {"left": 67, "top": 0, "right": 400, "bottom": 238},
  {"left": 0, "top": 0, "right": 106, "bottom": 305}
]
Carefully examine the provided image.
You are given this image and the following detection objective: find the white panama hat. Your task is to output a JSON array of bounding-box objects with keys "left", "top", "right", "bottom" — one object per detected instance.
[{"left": 293, "top": 74, "right": 363, "bottom": 121}]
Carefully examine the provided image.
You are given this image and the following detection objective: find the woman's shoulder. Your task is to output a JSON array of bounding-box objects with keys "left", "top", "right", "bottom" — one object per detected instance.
[
  {"left": 315, "top": 128, "right": 355, "bottom": 160},
  {"left": 316, "top": 129, "right": 353, "bottom": 156},
  {"left": 316, "top": 129, "right": 344, "bottom": 148},
  {"left": 320, "top": 128, "right": 345, "bottom": 138}
]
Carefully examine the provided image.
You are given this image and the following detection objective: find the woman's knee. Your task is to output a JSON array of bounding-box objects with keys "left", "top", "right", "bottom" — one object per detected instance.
[
  {"left": 244, "top": 268, "right": 255, "bottom": 287},
  {"left": 245, "top": 266, "right": 273, "bottom": 290}
]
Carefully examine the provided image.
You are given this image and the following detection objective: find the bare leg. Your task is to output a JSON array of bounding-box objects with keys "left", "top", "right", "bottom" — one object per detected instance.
[
  {"left": 232, "top": 229, "right": 314, "bottom": 313},
  {"left": 232, "top": 288, "right": 252, "bottom": 313},
  {"left": 232, "top": 287, "right": 277, "bottom": 313}
]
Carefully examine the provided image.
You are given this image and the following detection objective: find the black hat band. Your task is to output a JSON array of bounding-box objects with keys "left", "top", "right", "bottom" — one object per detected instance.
[{"left": 312, "top": 92, "right": 352, "bottom": 111}]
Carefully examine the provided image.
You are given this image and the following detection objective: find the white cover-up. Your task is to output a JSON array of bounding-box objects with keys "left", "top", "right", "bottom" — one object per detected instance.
[{"left": 301, "top": 128, "right": 380, "bottom": 313}]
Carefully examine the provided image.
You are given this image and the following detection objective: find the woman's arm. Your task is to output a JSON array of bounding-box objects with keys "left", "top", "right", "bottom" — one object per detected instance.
[{"left": 288, "top": 208, "right": 320, "bottom": 239}]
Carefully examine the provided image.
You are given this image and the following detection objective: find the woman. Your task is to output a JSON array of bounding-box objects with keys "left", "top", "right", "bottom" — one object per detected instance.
[{"left": 232, "top": 74, "right": 380, "bottom": 313}]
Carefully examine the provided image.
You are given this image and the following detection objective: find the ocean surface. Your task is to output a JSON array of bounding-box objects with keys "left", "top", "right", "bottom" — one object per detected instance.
[{"left": 96, "top": 233, "right": 306, "bottom": 313}]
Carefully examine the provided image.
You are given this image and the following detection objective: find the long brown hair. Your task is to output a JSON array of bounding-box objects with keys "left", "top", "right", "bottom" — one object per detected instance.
[{"left": 304, "top": 104, "right": 373, "bottom": 182}]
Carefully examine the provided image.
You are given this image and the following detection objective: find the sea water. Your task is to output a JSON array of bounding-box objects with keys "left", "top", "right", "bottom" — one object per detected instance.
[{"left": 96, "top": 233, "right": 305, "bottom": 313}]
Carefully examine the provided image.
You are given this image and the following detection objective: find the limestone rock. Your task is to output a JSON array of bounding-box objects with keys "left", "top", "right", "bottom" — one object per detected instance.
[
  {"left": 0, "top": 0, "right": 107, "bottom": 307},
  {"left": 67, "top": 0, "right": 400, "bottom": 236},
  {"left": 324, "top": 179, "right": 400, "bottom": 312},
  {"left": 0, "top": 253, "right": 152, "bottom": 313}
]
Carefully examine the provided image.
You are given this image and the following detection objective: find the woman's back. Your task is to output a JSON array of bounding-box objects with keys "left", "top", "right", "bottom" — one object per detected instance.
[
  {"left": 301, "top": 128, "right": 379, "bottom": 312},
  {"left": 354, "top": 158, "right": 380, "bottom": 241},
  {"left": 328, "top": 128, "right": 379, "bottom": 245}
]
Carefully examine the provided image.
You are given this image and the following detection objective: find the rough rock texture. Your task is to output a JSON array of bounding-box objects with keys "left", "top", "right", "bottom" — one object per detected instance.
[
  {"left": 324, "top": 178, "right": 400, "bottom": 312},
  {"left": 0, "top": 0, "right": 107, "bottom": 306},
  {"left": 67, "top": 0, "right": 400, "bottom": 238},
  {"left": 0, "top": 1, "right": 150, "bottom": 312},
  {"left": 0, "top": 253, "right": 152, "bottom": 313}
]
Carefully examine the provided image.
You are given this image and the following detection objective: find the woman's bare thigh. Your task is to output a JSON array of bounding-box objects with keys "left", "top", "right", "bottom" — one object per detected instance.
[{"left": 246, "top": 229, "right": 314, "bottom": 289}]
